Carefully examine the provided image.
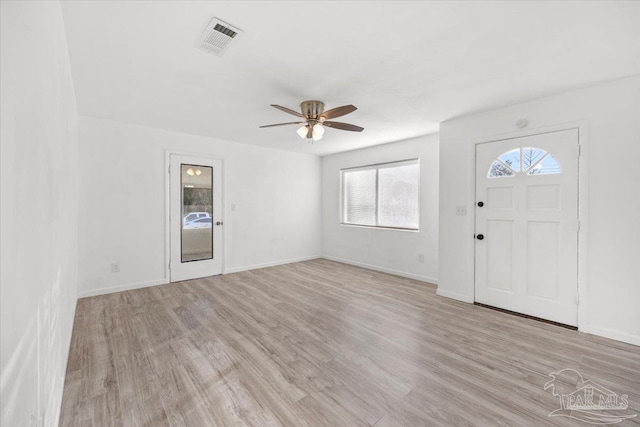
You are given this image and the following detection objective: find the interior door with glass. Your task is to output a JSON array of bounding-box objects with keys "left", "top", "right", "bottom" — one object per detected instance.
[
  {"left": 474, "top": 129, "right": 579, "bottom": 326},
  {"left": 170, "top": 155, "right": 223, "bottom": 282}
]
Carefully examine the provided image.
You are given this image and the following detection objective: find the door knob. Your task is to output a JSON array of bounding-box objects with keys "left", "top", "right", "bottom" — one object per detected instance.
[
  {"left": 476, "top": 234, "right": 484, "bottom": 240},
  {"left": 477, "top": 201, "right": 484, "bottom": 207},
  {"left": 216, "top": 221, "right": 223, "bottom": 226}
]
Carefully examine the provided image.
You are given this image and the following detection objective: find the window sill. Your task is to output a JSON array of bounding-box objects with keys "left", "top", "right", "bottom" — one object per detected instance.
[{"left": 340, "top": 223, "right": 419, "bottom": 233}]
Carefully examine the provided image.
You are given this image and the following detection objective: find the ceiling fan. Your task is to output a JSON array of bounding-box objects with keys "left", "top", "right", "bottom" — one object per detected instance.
[{"left": 260, "top": 100, "right": 364, "bottom": 141}]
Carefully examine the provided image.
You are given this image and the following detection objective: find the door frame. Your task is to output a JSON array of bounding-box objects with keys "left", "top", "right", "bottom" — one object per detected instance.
[
  {"left": 164, "top": 150, "right": 226, "bottom": 281},
  {"left": 470, "top": 121, "right": 589, "bottom": 331}
]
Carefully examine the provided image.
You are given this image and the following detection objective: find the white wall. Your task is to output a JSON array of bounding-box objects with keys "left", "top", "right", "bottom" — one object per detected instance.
[
  {"left": 321, "top": 135, "right": 439, "bottom": 282},
  {"left": 439, "top": 75, "right": 640, "bottom": 345},
  {"left": 1, "top": 2, "right": 79, "bottom": 426},
  {"left": 77, "top": 116, "right": 322, "bottom": 297}
]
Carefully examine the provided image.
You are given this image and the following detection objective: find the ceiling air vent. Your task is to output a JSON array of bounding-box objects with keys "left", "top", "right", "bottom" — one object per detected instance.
[{"left": 198, "top": 18, "right": 243, "bottom": 56}]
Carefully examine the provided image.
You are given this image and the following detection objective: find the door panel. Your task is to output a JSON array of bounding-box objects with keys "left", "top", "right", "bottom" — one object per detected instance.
[
  {"left": 487, "top": 187, "right": 514, "bottom": 209},
  {"left": 526, "top": 221, "right": 560, "bottom": 299},
  {"left": 475, "top": 129, "right": 579, "bottom": 326},
  {"left": 170, "top": 155, "right": 223, "bottom": 282},
  {"left": 527, "top": 185, "right": 560, "bottom": 210},
  {"left": 487, "top": 220, "right": 514, "bottom": 291}
]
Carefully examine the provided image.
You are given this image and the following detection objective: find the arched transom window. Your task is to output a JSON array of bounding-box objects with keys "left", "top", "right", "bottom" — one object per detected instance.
[{"left": 488, "top": 147, "right": 561, "bottom": 178}]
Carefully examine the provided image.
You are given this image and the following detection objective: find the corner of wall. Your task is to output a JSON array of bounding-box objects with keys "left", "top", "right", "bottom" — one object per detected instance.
[{"left": 1, "top": 1, "right": 80, "bottom": 425}]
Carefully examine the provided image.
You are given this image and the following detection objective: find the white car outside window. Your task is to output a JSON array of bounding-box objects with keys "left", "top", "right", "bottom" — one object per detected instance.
[
  {"left": 183, "top": 212, "right": 210, "bottom": 225},
  {"left": 184, "top": 217, "right": 213, "bottom": 229}
]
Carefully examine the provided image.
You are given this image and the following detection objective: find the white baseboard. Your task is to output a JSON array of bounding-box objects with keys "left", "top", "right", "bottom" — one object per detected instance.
[
  {"left": 434, "top": 291, "right": 639, "bottom": 347},
  {"left": 78, "top": 257, "right": 321, "bottom": 298},
  {"left": 322, "top": 255, "right": 438, "bottom": 285},
  {"left": 56, "top": 296, "right": 78, "bottom": 425},
  {"left": 581, "top": 324, "right": 640, "bottom": 347},
  {"left": 78, "top": 278, "right": 169, "bottom": 298},
  {"left": 224, "top": 255, "right": 321, "bottom": 274},
  {"left": 436, "top": 288, "right": 474, "bottom": 303}
]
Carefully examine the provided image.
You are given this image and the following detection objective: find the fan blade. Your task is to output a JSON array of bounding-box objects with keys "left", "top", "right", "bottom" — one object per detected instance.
[
  {"left": 323, "top": 121, "right": 364, "bottom": 132},
  {"left": 320, "top": 105, "right": 357, "bottom": 120},
  {"left": 271, "top": 104, "right": 304, "bottom": 118},
  {"left": 259, "top": 121, "right": 305, "bottom": 128}
]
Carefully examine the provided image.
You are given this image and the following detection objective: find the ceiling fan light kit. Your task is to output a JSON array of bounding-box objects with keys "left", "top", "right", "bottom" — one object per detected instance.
[
  {"left": 312, "top": 124, "right": 325, "bottom": 141},
  {"left": 296, "top": 126, "right": 309, "bottom": 139},
  {"left": 260, "top": 100, "right": 363, "bottom": 143}
]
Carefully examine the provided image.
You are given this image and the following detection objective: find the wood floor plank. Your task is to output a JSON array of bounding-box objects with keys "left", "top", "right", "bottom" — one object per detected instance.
[{"left": 60, "top": 259, "right": 640, "bottom": 426}]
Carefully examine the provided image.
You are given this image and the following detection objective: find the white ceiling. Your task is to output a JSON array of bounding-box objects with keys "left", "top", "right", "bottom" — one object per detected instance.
[{"left": 61, "top": 1, "right": 640, "bottom": 156}]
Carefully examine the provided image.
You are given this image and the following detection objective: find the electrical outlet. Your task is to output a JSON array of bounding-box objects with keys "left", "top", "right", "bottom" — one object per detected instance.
[
  {"left": 111, "top": 262, "right": 120, "bottom": 273},
  {"left": 455, "top": 206, "right": 467, "bottom": 216},
  {"left": 418, "top": 254, "right": 425, "bottom": 263}
]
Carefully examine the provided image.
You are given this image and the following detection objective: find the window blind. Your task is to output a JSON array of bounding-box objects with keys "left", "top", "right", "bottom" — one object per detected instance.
[
  {"left": 343, "top": 168, "right": 377, "bottom": 226},
  {"left": 341, "top": 159, "right": 419, "bottom": 230}
]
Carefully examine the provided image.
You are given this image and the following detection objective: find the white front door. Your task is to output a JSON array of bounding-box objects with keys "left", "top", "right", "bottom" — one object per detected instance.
[
  {"left": 474, "top": 129, "right": 579, "bottom": 326},
  {"left": 170, "top": 155, "right": 223, "bottom": 282}
]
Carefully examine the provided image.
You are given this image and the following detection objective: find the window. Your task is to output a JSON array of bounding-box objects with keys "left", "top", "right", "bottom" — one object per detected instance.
[
  {"left": 488, "top": 147, "right": 561, "bottom": 178},
  {"left": 341, "top": 159, "right": 419, "bottom": 230}
]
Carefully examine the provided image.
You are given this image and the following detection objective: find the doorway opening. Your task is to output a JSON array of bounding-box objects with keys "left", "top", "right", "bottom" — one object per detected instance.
[
  {"left": 168, "top": 154, "right": 224, "bottom": 282},
  {"left": 474, "top": 128, "right": 580, "bottom": 326}
]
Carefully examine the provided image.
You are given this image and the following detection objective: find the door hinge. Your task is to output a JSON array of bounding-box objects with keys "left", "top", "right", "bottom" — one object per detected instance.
[
  {"left": 168, "top": 165, "right": 171, "bottom": 174},
  {"left": 577, "top": 145, "right": 581, "bottom": 157},
  {"left": 168, "top": 262, "right": 171, "bottom": 271},
  {"left": 576, "top": 292, "right": 580, "bottom": 306},
  {"left": 577, "top": 220, "right": 581, "bottom": 232}
]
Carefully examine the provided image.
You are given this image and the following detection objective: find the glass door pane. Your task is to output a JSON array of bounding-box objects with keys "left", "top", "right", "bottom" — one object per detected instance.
[{"left": 181, "top": 164, "right": 213, "bottom": 262}]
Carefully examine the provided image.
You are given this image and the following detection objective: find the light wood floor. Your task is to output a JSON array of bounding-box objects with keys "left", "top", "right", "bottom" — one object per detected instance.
[{"left": 60, "top": 259, "right": 640, "bottom": 426}]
